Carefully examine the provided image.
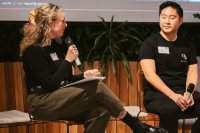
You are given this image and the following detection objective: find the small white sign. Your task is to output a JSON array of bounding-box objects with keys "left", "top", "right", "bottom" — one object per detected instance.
[
  {"left": 158, "top": 46, "right": 169, "bottom": 54},
  {"left": 50, "top": 52, "right": 59, "bottom": 61}
]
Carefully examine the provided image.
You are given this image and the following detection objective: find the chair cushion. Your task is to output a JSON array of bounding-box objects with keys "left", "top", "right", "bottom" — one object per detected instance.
[
  {"left": 124, "top": 106, "right": 148, "bottom": 117},
  {"left": 178, "top": 118, "right": 197, "bottom": 126},
  {"left": 0, "top": 110, "right": 30, "bottom": 124}
]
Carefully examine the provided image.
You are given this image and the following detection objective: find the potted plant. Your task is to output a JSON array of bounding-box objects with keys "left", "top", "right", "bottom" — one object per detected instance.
[
  {"left": 193, "top": 13, "right": 200, "bottom": 19},
  {"left": 87, "top": 16, "right": 141, "bottom": 81}
]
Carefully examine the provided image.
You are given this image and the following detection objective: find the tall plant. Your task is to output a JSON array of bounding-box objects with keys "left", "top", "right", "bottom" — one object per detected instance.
[{"left": 87, "top": 16, "right": 141, "bottom": 81}]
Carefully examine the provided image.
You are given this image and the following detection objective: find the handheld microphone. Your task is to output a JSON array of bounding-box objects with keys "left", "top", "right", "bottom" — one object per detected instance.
[
  {"left": 65, "top": 37, "right": 84, "bottom": 72},
  {"left": 184, "top": 83, "right": 195, "bottom": 101}
]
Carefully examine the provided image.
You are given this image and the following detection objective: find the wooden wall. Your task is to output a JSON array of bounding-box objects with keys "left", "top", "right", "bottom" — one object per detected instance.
[{"left": 0, "top": 62, "right": 190, "bottom": 133}]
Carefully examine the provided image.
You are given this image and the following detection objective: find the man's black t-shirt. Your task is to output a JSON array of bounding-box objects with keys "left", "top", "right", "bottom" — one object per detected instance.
[{"left": 139, "top": 32, "right": 197, "bottom": 93}]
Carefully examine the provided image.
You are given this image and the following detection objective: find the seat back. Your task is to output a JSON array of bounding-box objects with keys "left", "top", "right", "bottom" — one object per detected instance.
[
  {"left": 137, "top": 70, "right": 146, "bottom": 111},
  {"left": 137, "top": 70, "right": 159, "bottom": 122}
]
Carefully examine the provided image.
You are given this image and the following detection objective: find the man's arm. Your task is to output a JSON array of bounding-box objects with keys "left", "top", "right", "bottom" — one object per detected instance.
[
  {"left": 140, "top": 59, "right": 188, "bottom": 110},
  {"left": 185, "top": 64, "right": 198, "bottom": 106},
  {"left": 186, "top": 64, "right": 198, "bottom": 89}
]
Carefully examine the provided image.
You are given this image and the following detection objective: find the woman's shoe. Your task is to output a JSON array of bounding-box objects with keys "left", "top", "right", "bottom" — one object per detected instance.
[{"left": 138, "top": 121, "right": 168, "bottom": 133}]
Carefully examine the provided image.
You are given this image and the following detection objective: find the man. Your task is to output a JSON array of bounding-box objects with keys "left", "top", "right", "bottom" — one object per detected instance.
[{"left": 139, "top": 1, "right": 200, "bottom": 133}]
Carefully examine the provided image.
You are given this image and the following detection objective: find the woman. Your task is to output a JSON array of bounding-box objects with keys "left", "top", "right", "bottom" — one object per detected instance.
[{"left": 20, "top": 3, "right": 167, "bottom": 133}]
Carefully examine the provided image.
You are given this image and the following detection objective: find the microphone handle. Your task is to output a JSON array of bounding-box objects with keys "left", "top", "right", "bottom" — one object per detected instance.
[
  {"left": 75, "top": 58, "right": 81, "bottom": 66},
  {"left": 182, "top": 92, "right": 192, "bottom": 111},
  {"left": 184, "top": 92, "right": 192, "bottom": 101},
  {"left": 75, "top": 58, "right": 84, "bottom": 72},
  {"left": 64, "top": 37, "right": 84, "bottom": 72}
]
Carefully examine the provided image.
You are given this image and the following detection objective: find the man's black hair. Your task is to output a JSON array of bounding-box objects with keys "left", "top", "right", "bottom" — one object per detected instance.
[{"left": 159, "top": 1, "right": 183, "bottom": 18}]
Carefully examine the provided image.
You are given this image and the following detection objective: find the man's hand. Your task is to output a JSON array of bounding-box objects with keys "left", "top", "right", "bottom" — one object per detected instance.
[
  {"left": 170, "top": 93, "right": 188, "bottom": 110},
  {"left": 185, "top": 95, "right": 194, "bottom": 107}
]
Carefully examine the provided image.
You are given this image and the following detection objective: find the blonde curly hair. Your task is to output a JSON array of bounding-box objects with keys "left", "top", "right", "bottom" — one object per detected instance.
[{"left": 20, "top": 3, "right": 64, "bottom": 56}]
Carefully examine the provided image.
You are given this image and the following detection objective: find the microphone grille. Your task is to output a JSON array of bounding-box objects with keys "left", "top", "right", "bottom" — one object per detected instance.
[
  {"left": 65, "top": 36, "right": 73, "bottom": 44},
  {"left": 187, "top": 83, "right": 195, "bottom": 93}
]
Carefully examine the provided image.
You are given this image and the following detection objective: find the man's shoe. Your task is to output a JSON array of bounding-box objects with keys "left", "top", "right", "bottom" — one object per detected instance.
[{"left": 139, "top": 121, "right": 168, "bottom": 133}]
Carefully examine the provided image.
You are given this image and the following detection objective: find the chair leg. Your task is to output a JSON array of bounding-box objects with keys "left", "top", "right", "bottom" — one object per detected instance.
[
  {"left": 66, "top": 123, "right": 70, "bottom": 133},
  {"left": 26, "top": 123, "right": 30, "bottom": 133},
  {"left": 182, "top": 119, "right": 185, "bottom": 133}
]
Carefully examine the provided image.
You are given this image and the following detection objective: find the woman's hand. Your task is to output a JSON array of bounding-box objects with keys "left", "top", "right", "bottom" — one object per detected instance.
[
  {"left": 65, "top": 45, "right": 79, "bottom": 62},
  {"left": 84, "top": 69, "right": 101, "bottom": 78}
]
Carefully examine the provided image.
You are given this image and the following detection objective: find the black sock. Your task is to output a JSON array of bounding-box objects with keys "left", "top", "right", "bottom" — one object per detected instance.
[{"left": 121, "top": 112, "right": 145, "bottom": 132}]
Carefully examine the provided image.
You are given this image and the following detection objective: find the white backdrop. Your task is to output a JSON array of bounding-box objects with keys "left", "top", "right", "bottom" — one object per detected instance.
[{"left": 0, "top": 0, "right": 200, "bottom": 22}]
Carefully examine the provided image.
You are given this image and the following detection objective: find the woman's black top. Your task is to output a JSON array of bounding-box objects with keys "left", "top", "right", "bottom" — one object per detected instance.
[{"left": 22, "top": 40, "right": 83, "bottom": 93}]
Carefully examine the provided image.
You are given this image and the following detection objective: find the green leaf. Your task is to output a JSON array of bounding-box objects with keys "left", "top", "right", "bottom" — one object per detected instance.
[
  {"left": 94, "top": 32, "right": 106, "bottom": 48},
  {"left": 193, "top": 13, "right": 200, "bottom": 19},
  {"left": 115, "top": 21, "right": 128, "bottom": 30},
  {"left": 128, "top": 35, "right": 142, "bottom": 43},
  {"left": 111, "top": 57, "right": 116, "bottom": 75},
  {"left": 102, "top": 47, "right": 109, "bottom": 63},
  {"left": 120, "top": 53, "right": 131, "bottom": 81},
  {"left": 109, "top": 16, "right": 114, "bottom": 35},
  {"left": 98, "top": 16, "right": 109, "bottom": 30}
]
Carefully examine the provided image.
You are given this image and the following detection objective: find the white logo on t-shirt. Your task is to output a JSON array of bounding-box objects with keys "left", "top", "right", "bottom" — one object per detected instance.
[{"left": 181, "top": 53, "right": 187, "bottom": 62}]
